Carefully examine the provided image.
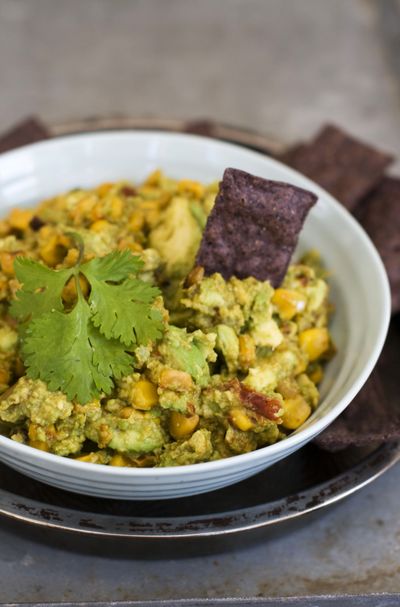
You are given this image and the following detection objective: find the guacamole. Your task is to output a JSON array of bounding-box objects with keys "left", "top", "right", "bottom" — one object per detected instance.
[{"left": 0, "top": 171, "right": 333, "bottom": 467}]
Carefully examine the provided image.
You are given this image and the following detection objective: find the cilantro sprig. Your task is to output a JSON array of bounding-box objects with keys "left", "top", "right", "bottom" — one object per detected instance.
[{"left": 10, "top": 248, "right": 164, "bottom": 403}]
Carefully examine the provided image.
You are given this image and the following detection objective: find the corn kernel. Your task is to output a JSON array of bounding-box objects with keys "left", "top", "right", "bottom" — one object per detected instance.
[
  {"left": 62, "top": 275, "right": 90, "bottom": 303},
  {"left": 281, "top": 396, "right": 311, "bottom": 430},
  {"left": 90, "top": 201, "right": 105, "bottom": 222},
  {"left": 299, "top": 328, "right": 330, "bottom": 362},
  {"left": 110, "top": 454, "right": 131, "bottom": 467},
  {"left": 63, "top": 248, "right": 80, "bottom": 267},
  {"left": 59, "top": 234, "right": 73, "bottom": 249},
  {"left": 0, "top": 220, "right": 10, "bottom": 237},
  {"left": 272, "top": 289, "right": 307, "bottom": 320},
  {"left": 138, "top": 186, "right": 162, "bottom": 199},
  {"left": 90, "top": 219, "right": 110, "bottom": 233},
  {"left": 132, "top": 380, "right": 159, "bottom": 410},
  {"left": 96, "top": 182, "right": 114, "bottom": 197},
  {"left": 98, "top": 424, "right": 112, "bottom": 448},
  {"left": 28, "top": 440, "right": 49, "bottom": 452},
  {"left": 117, "top": 239, "right": 143, "bottom": 253},
  {"left": 109, "top": 195, "right": 124, "bottom": 219},
  {"left": 308, "top": 365, "right": 324, "bottom": 385},
  {"left": 159, "top": 368, "right": 193, "bottom": 391},
  {"left": 0, "top": 252, "right": 18, "bottom": 277},
  {"left": 28, "top": 423, "right": 39, "bottom": 442},
  {"left": 119, "top": 406, "right": 134, "bottom": 419},
  {"left": 128, "top": 210, "right": 145, "bottom": 233},
  {"left": 229, "top": 407, "right": 254, "bottom": 431},
  {"left": 75, "top": 453, "right": 98, "bottom": 463},
  {"left": 178, "top": 179, "right": 205, "bottom": 199},
  {"left": 238, "top": 334, "right": 256, "bottom": 369},
  {"left": 169, "top": 411, "right": 199, "bottom": 439},
  {"left": 69, "top": 195, "right": 97, "bottom": 224},
  {"left": 8, "top": 208, "right": 34, "bottom": 231},
  {"left": 39, "top": 225, "right": 52, "bottom": 238},
  {"left": 39, "top": 236, "right": 67, "bottom": 266},
  {"left": 144, "top": 169, "right": 162, "bottom": 187}
]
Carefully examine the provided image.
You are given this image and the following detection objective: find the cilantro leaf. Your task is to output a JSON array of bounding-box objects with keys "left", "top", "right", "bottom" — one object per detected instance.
[
  {"left": 89, "top": 323, "right": 134, "bottom": 384},
  {"left": 22, "top": 296, "right": 134, "bottom": 403},
  {"left": 10, "top": 258, "right": 72, "bottom": 322},
  {"left": 127, "top": 303, "right": 163, "bottom": 345},
  {"left": 11, "top": 248, "right": 163, "bottom": 403},
  {"left": 80, "top": 250, "right": 143, "bottom": 282},
  {"left": 82, "top": 255, "right": 163, "bottom": 347}
]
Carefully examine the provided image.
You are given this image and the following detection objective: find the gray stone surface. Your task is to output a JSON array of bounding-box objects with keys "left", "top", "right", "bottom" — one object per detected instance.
[
  {"left": 0, "top": 0, "right": 399, "bottom": 165},
  {"left": 1, "top": 462, "right": 400, "bottom": 602},
  {"left": 0, "top": 0, "right": 400, "bottom": 602}
]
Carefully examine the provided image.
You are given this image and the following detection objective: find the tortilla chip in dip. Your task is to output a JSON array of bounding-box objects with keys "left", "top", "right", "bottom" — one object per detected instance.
[{"left": 196, "top": 167, "right": 317, "bottom": 287}]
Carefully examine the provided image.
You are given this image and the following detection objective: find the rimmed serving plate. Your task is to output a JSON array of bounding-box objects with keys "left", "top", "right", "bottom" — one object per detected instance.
[
  {"left": 1, "top": 436, "right": 399, "bottom": 539},
  {"left": 0, "top": 116, "right": 397, "bottom": 538}
]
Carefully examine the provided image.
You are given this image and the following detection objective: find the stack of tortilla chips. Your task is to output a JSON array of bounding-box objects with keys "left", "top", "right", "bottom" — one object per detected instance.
[{"left": 280, "top": 125, "right": 400, "bottom": 450}]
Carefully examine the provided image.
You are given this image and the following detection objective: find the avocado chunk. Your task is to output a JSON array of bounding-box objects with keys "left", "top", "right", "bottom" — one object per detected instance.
[
  {"left": 85, "top": 408, "right": 165, "bottom": 453},
  {"left": 158, "top": 428, "right": 213, "bottom": 466},
  {"left": 158, "top": 326, "right": 216, "bottom": 387},
  {"left": 216, "top": 324, "right": 239, "bottom": 373},
  {"left": 149, "top": 196, "right": 202, "bottom": 278}
]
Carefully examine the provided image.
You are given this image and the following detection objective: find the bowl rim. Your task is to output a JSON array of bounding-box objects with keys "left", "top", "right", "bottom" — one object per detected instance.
[{"left": 0, "top": 129, "right": 392, "bottom": 477}]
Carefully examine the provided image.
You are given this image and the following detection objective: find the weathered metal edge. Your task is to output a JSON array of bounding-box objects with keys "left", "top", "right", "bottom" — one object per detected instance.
[
  {"left": 50, "top": 115, "right": 286, "bottom": 156},
  {"left": 2, "top": 591, "right": 400, "bottom": 605},
  {"left": 2, "top": 440, "right": 400, "bottom": 539}
]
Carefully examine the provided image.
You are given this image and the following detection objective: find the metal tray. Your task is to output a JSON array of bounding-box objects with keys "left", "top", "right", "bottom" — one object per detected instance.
[
  {"left": 2, "top": 436, "right": 400, "bottom": 539},
  {"left": 0, "top": 116, "right": 399, "bottom": 541}
]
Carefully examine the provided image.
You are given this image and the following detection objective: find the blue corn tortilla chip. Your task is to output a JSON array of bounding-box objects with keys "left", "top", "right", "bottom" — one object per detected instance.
[
  {"left": 315, "top": 316, "right": 400, "bottom": 451},
  {"left": 196, "top": 168, "right": 317, "bottom": 287},
  {"left": 355, "top": 177, "right": 400, "bottom": 313},
  {"left": 280, "top": 125, "right": 393, "bottom": 210},
  {"left": 0, "top": 117, "right": 50, "bottom": 154}
]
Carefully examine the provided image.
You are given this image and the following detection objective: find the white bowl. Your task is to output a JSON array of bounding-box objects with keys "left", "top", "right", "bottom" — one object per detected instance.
[{"left": 0, "top": 131, "right": 391, "bottom": 500}]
